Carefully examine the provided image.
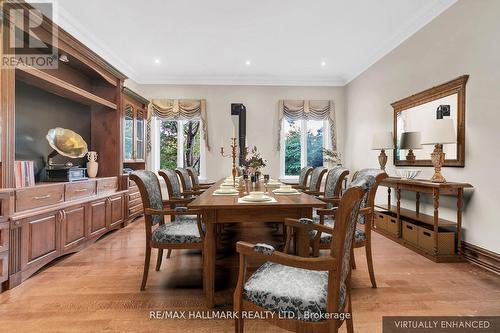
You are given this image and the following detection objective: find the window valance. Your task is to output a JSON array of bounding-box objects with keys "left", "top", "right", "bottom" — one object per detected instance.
[
  {"left": 148, "top": 99, "right": 210, "bottom": 151},
  {"left": 277, "top": 99, "right": 337, "bottom": 151}
]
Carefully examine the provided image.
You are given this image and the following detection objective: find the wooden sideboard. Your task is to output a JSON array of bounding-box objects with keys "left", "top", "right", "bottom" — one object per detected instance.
[
  {"left": 374, "top": 177, "right": 472, "bottom": 263},
  {"left": 1, "top": 177, "right": 127, "bottom": 290}
]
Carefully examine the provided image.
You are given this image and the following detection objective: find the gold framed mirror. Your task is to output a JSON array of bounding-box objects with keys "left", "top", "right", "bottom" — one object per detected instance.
[{"left": 392, "top": 75, "right": 468, "bottom": 167}]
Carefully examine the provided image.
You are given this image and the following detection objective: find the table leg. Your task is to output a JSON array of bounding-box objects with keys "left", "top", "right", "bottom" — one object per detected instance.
[
  {"left": 203, "top": 210, "right": 216, "bottom": 308},
  {"left": 296, "top": 207, "right": 312, "bottom": 257},
  {"left": 433, "top": 189, "right": 440, "bottom": 255},
  {"left": 457, "top": 188, "right": 464, "bottom": 256},
  {"left": 396, "top": 187, "right": 401, "bottom": 223}
]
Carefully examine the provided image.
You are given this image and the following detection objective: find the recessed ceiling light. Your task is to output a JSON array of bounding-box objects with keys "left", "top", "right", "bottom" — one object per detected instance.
[
  {"left": 245, "top": 60, "right": 251, "bottom": 66},
  {"left": 154, "top": 58, "right": 160, "bottom": 64},
  {"left": 321, "top": 61, "right": 326, "bottom": 67}
]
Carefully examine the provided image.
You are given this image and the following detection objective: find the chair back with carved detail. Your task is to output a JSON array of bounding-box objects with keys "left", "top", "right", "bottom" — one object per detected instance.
[
  {"left": 129, "top": 170, "right": 164, "bottom": 239},
  {"left": 298, "top": 166, "right": 313, "bottom": 188},
  {"left": 350, "top": 169, "right": 387, "bottom": 225},
  {"left": 308, "top": 166, "right": 328, "bottom": 192},
  {"left": 186, "top": 167, "right": 199, "bottom": 186},
  {"left": 323, "top": 167, "right": 349, "bottom": 208},
  {"left": 158, "top": 169, "right": 182, "bottom": 200},
  {"left": 175, "top": 168, "right": 194, "bottom": 193},
  {"left": 329, "top": 178, "right": 369, "bottom": 313}
]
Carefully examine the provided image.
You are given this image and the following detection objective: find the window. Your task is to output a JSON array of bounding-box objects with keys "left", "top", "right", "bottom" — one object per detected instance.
[
  {"left": 281, "top": 119, "right": 329, "bottom": 178},
  {"left": 154, "top": 118, "right": 205, "bottom": 178}
]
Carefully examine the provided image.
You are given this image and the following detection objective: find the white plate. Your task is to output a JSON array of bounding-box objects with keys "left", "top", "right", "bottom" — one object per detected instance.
[
  {"left": 274, "top": 192, "right": 301, "bottom": 195},
  {"left": 214, "top": 189, "right": 238, "bottom": 194},
  {"left": 273, "top": 188, "right": 298, "bottom": 194},
  {"left": 241, "top": 195, "right": 273, "bottom": 202}
]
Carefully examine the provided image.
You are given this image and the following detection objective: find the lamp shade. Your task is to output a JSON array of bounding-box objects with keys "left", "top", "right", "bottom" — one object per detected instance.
[
  {"left": 421, "top": 118, "right": 456, "bottom": 145},
  {"left": 372, "top": 131, "right": 394, "bottom": 150},
  {"left": 400, "top": 132, "right": 423, "bottom": 149}
]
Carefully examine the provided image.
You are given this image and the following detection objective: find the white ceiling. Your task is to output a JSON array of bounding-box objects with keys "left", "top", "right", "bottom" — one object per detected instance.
[{"left": 50, "top": 0, "right": 456, "bottom": 86}]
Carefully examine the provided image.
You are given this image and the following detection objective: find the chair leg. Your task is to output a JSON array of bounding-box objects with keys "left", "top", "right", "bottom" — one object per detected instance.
[
  {"left": 351, "top": 247, "right": 356, "bottom": 269},
  {"left": 167, "top": 249, "right": 172, "bottom": 258},
  {"left": 347, "top": 299, "right": 354, "bottom": 333},
  {"left": 141, "top": 246, "right": 151, "bottom": 291},
  {"left": 235, "top": 318, "right": 244, "bottom": 333},
  {"left": 155, "top": 249, "right": 163, "bottom": 271},
  {"left": 365, "top": 242, "right": 377, "bottom": 288}
]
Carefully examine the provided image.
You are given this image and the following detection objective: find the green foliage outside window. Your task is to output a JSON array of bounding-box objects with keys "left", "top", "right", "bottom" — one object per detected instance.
[
  {"left": 284, "top": 120, "right": 324, "bottom": 176},
  {"left": 159, "top": 120, "right": 201, "bottom": 173}
]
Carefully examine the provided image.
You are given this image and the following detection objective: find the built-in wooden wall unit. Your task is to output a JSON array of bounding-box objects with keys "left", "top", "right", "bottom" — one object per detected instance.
[
  {"left": 0, "top": 2, "right": 135, "bottom": 291},
  {"left": 122, "top": 87, "right": 149, "bottom": 222}
]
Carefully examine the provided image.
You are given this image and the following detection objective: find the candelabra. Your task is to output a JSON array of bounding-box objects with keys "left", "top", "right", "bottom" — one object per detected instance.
[{"left": 220, "top": 137, "right": 240, "bottom": 189}]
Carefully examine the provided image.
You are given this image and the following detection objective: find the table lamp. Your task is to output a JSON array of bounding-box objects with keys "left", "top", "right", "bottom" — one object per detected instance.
[
  {"left": 421, "top": 118, "right": 456, "bottom": 183},
  {"left": 400, "top": 131, "right": 423, "bottom": 161},
  {"left": 372, "top": 132, "right": 394, "bottom": 170}
]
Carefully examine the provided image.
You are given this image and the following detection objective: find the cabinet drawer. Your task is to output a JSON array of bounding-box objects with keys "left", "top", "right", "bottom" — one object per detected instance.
[
  {"left": 129, "top": 179, "right": 138, "bottom": 189},
  {"left": 15, "top": 184, "right": 64, "bottom": 212},
  {"left": 417, "top": 226, "right": 455, "bottom": 255},
  {"left": 129, "top": 203, "right": 143, "bottom": 215},
  {"left": 402, "top": 221, "right": 418, "bottom": 246},
  {"left": 374, "top": 212, "right": 388, "bottom": 231},
  {"left": 65, "top": 181, "right": 96, "bottom": 201},
  {"left": 0, "top": 222, "right": 9, "bottom": 253},
  {"left": 97, "top": 177, "right": 118, "bottom": 194},
  {"left": 129, "top": 191, "right": 141, "bottom": 201},
  {"left": 387, "top": 216, "right": 400, "bottom": 237}
]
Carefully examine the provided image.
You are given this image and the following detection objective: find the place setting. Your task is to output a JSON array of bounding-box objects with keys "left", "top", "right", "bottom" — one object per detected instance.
[
  {"left": 213, "top": 177, "right": 241, "bottom": 195},
  {"left": 272, "top": 184, "right": 301, "bottom": 195},
  {"left": 238, "top": 191, "right": 277, "bottom": 203}
]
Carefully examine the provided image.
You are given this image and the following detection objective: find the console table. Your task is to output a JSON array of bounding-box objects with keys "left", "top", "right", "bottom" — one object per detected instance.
[{"left": 375, "top": 177, "right": 472, "bottom": 262}]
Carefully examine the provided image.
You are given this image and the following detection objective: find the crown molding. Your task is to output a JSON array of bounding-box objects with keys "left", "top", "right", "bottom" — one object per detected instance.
[
  {"left": 134, "top": 75, "right": 346, "bottom": 86},
  {"left": 344, "top": 0, "right": 457, "bottom": 84}
]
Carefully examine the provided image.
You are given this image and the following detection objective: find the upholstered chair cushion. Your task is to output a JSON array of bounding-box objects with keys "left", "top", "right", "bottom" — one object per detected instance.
[
  {"left": 244, "top": 261, "right": 342, "bottom": 322},
  {"left": 131, "top": 170, "right": 163, "bottom": 225},
  {"left": 151, "top": 219, "right": 201, "bottom": 244}
]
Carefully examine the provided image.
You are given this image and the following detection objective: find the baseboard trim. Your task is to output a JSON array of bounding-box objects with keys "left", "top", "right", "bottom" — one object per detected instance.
[{"left": 462, "top": 242, "right": 500, "bottom": 275}]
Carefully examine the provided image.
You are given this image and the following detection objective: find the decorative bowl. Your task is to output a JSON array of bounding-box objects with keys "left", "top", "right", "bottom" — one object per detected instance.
[{"left": 396, "top": 169, "right": 422, "bottom": 179}]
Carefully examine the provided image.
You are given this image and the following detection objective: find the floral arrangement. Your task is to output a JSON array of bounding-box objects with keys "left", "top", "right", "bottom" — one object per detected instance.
[
  {"left": 244, "top": 146, "right": 267, "bottom": 174},
  {"left": 323, "top": 149, "right": 342, "bottom": 165}
]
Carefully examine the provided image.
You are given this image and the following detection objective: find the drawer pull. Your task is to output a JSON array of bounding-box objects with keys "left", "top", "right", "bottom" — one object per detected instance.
[
  {"left": 34, "top": 194, "right": 51, "bottom": 200},
  {"left": 406, "top": 225, "right": 414, "bottom": 230},
  {"left": 104, "top": 184, "right": 114, "bottom": 188},
  {"left": 75, "top": 188, "right": 88, "bottom": 192},
  {"left": 423, "top": 231, "right": 431, "bottom": 237}
]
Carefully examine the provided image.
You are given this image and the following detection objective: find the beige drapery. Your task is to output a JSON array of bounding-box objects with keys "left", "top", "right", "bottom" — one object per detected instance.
[
  {"left": 148, "top": 99, "right": 210, "bottom": 151},
  {"left": 277, "top": 100, "right": 337, "bottom": 151}
]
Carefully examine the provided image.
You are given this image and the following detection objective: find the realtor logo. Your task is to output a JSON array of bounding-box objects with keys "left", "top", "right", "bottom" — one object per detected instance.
[{"left": 1, "top": 0, "right": 58, "bottom": 68}]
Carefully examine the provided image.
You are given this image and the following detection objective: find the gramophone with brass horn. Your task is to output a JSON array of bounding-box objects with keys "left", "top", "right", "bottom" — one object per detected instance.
[{"left": 45, "top": 127, "right": 89, "bottom": 182}]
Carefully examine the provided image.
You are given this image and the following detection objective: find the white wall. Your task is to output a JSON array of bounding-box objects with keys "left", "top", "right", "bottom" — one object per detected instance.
[
  {"left": 345, "top": 0, "right": 500, "bottom": 252},
  {"left": 134, "top": 84, "right": 346, "bottom": 181}
]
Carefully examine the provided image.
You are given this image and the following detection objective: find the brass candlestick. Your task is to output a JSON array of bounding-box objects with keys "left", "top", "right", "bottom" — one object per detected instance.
[{"left": 220, "top": 137, "right": 240, "bottom": 189}]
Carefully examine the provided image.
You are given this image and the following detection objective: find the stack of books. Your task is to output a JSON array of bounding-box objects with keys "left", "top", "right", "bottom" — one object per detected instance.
[{"left": 14, "top": 160, "right": 35, "bottom": 188}]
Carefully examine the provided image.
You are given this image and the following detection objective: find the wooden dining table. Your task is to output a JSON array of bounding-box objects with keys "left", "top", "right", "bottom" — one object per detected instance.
[{"left": 188, "top": 179, "right": 326, "bottom": 307}]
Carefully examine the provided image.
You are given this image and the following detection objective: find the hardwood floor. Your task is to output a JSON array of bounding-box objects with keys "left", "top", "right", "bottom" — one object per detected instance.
[{"left": 0, "top": 219, "right": 499, "bottom": 333}]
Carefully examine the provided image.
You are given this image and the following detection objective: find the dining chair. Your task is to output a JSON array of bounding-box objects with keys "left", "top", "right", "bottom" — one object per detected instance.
[
  {"left": 130, "top": 170, "right": 204, "bottom": 291},
  {"left": 284, "top": 166, "right": 313, "bottom": 191},
  {"left": 186, "top": 166, "right": 215, "bottom": 190},
  {"left": 175, "top": 167, "right": 205, "bottom": 197},
  {"left": 305, "top": 168, "right": 388, "bottom": 288},
  {"left": 303, "top": 166, "right": 328, "bottom": 195},
  {"left": 233, "top": 178, "right": 369, "bottom": 333}
]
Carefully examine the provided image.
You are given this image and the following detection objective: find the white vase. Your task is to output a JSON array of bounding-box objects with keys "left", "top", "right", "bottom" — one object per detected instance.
[{"left": 86, "top": 151, "right": 98, "bottom": 178}]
